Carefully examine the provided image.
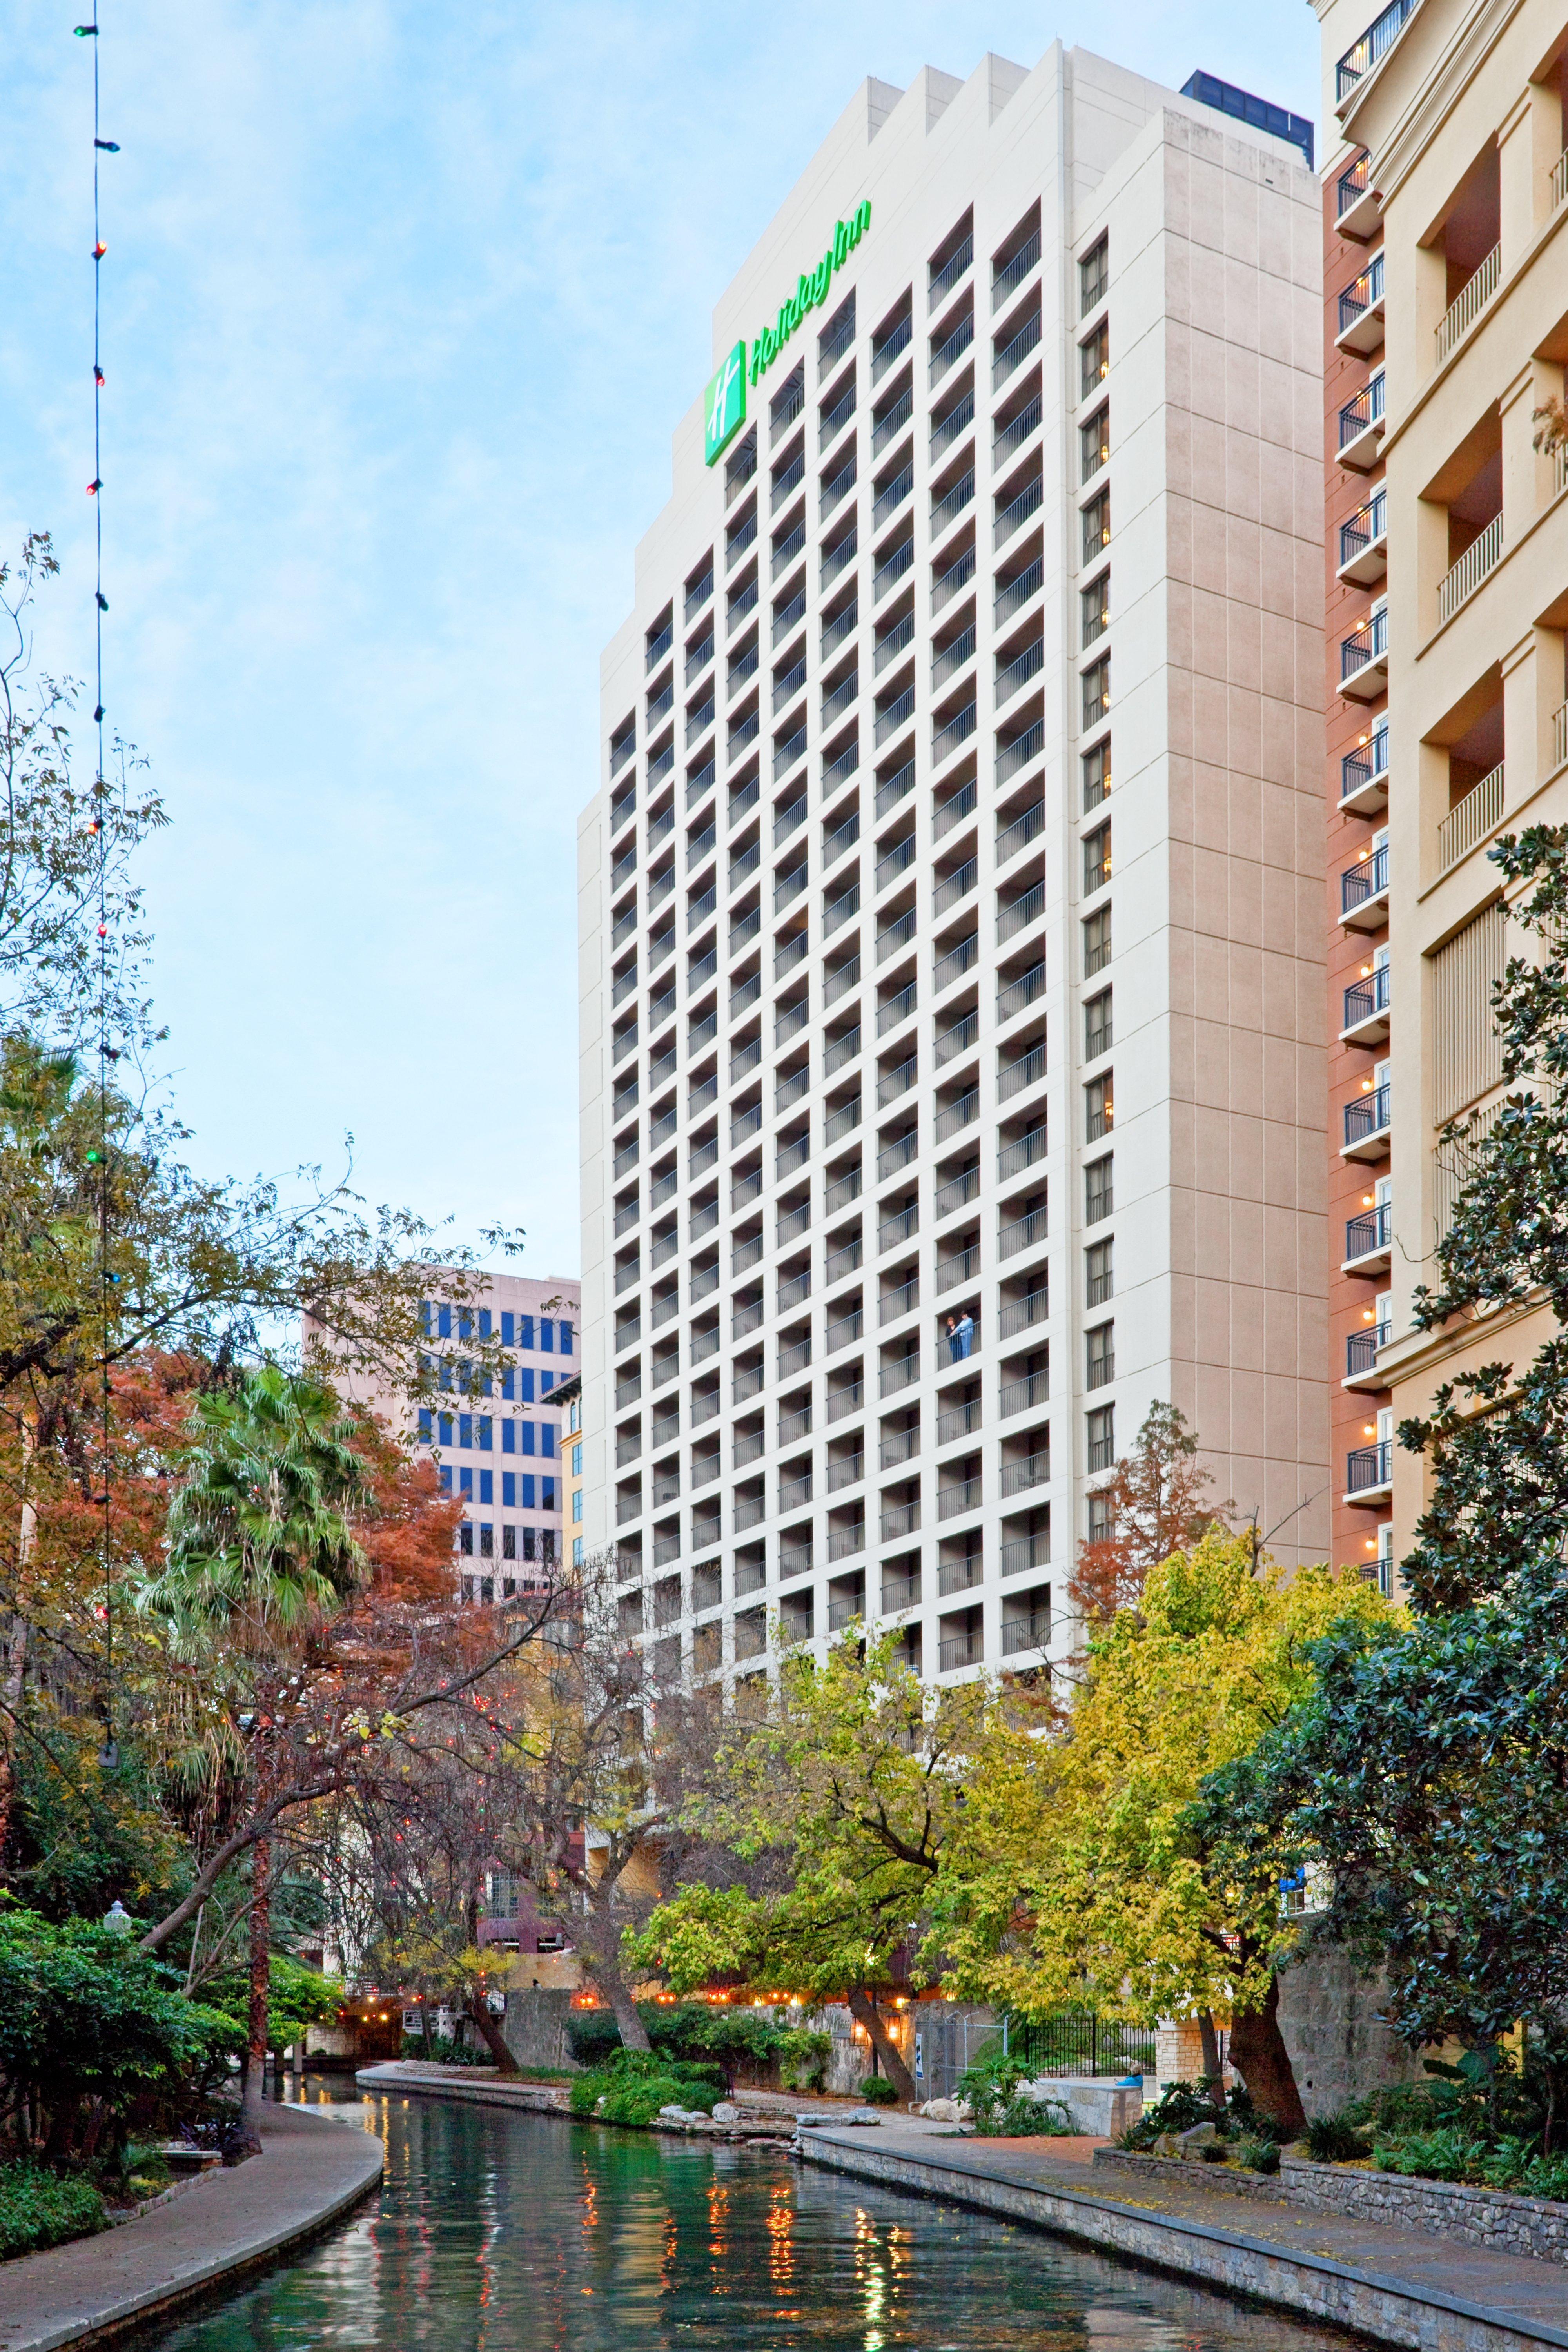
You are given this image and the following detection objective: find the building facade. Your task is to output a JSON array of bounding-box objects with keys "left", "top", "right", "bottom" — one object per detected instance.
[
  {"left": 577, "top": 45, "right": 1330, "bottom": 1694},
  {"left": 1314, "top": 0, "right": 1568, "bottom": 1568}
]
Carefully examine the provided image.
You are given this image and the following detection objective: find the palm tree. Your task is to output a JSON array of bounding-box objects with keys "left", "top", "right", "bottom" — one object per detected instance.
[{"left": 146, "top": 1365, "right": 368, "bottom": 2122}]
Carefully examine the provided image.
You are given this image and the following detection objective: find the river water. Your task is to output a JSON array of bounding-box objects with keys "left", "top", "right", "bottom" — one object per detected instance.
[{"left": 134, "top": 2081, "right": 1349, "bottom": 2352}]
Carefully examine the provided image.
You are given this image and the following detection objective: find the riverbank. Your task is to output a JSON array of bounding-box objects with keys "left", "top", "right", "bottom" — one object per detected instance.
[
  {"left": 796, "top": 2116, "right": 1568, "bottom": 2352},
  {"left": 356, "top": 2059, "right": 808, "bottom": 2140},
  {"left": 0, "top": 2103, "right": 383, "bottom": 2352}
]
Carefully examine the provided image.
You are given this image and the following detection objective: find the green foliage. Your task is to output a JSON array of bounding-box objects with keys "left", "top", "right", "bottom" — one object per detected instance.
[
  {"left": 858, "top": 2074, "right": 899, "bottom": 2106},
  {"left": 1118, "top": 2080, "right": 1221, "bottom": 2150},
  {"left": 955, "top": 2047, "right": 1072, "bottom": 2138},
  {"left": 0, "top": 2160, "right": 107, "bottom": 2262},
  {"left": 399, "top": 2033, "right": 487, "bottom": 2067},
  {"left": 777, "top": 2027, "right": 831, "bottom": 2092},
  {"left": 566, "top": 2048, "right": 722, "bottom": 2125},
  {"left": 1303, "top": 2111, "right": 1370, "bottom": 2163},
  {"left": 201, "top": 1953, "right": 341, "bottom": 2053},
  {"left": 1234, "top": 2136, "right": 1280, "bottom": 2174},
  {"left": 565, "top": 2001, "right": 830, "bottom": 2092}
]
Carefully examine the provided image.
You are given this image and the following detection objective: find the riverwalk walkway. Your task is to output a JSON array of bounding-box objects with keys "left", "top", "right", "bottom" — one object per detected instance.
[
  {"left": 0, "top": 2103, "right": 383, "bottom": 2352},
  {"left": 797, "top": 2116, "right": 1568, "bottom": 2352}
]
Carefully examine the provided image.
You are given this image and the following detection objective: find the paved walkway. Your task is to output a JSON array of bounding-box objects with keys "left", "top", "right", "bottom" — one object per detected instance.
[
  {"left": 0, "top": 2103, "right": 383, "bottom": 2352},
  {"left": 798, "top": 2117, "right": 1568, "bottom": 2352}
]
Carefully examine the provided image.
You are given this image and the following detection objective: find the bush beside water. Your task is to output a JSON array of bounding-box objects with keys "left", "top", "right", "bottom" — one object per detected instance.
[
  {"left": 568, "top": 2049, "right": 726, "bottom": 2125},
  {"left": 0, "top": 2161, "right": 107, "bottom": 2262},
  {"left": 566, "top": 2004, "right": 830, "bottom": 2093}
]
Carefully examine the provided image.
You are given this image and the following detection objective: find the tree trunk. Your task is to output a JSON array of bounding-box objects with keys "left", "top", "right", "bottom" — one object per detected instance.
[
  {"left": 241, "top": 1837, "right": 271, "bottom": 2128},
  {"left": 847, "top": 1988, "right": 917, "bottom": 2106},
  {"left": 572, "top": 1880, "right": 652, "bottom": 2051},
  {"left": 1227, "top": 1973, "right": 1306, "bottom": 2138},
  {"left": 0, "top": 1610, "right": 27, "bottom": 1879},
  {"left": 1198, "top": 2009, "right": 1224, "bottom": 2102},
  {"left": 468, "top": 1990, "right": 519, "bottom": 2074}
]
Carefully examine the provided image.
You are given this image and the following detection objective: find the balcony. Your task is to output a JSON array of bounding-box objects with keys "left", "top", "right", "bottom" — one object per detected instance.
[
  {"left": 1340, "top": 725, "right": 1389, "bottom": 817},
  {"left": 1341, "top": 960, "right": 1390, "bottom": 1045},
  {"left": 1346, "top": 1439, "right": 1392, "bottom": 1502},
  {"left": 1338, "top": 490, "right": 1387, "bottom": 587},
  {"left": 1342, "top": 1081, "right": 1391, "bottom": 1161},
  {"left": 993, "top": 307, "right": 1042, "bottom": 390},
  {"left": 995, "top": 475, "right": 1043, "bottom": 548},
  {"left": 1436, "top": 244, "right": 1500, "bottom": 365},
  {"left": 1338, "top": 374, "right": 1386, "bottom": 471},
  {"left": 931, "top": 468, "right": 975, "bottom": 539},
  {"left": 1335, "top": 250, "right": 1385, "bottom": 355},
  {"left": 874, "top": 461, "right": 914, "bottom": 532},
  {"left": 1336, "top": 152, "right": 1381, "bottom": 240},
  {"left": 1343, "top": 1200, "right": 1392, "bottom": 1273},
  {"left": 993, "top": 229, "right": 1041, "bottom": 310},
  {"left": 1437, "top": 514, "right": 1503, "bottom": 626},
  {"left": 931, "top": 231, "right": 974, "bottom": 305},
  {"left": 1345, "top": 1319, "right": 1391, "bottom": 1384},
  {"left": 1335, "top": 0, "right": 1415, "bottom": 102},
  {"left": 929, "top": 312, "right": 974, "bottom": 389},
  {"left": 933, "top": 701, "right": 978, "bottom": 767},
  {"left": 1340, "top": 841, "right": 1388, "bottom": 929},
  {"left": 1339, "top": 606, "right": 1387, "bottom": 700},
  {"left": 1437, "top": 760, "right": 1504, "bottom": 875}
]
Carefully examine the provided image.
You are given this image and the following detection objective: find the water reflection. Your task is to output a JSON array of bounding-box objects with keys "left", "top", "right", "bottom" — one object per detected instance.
[{"left": 134, "top": 2081, "right": 1351, "bottom": 2352}]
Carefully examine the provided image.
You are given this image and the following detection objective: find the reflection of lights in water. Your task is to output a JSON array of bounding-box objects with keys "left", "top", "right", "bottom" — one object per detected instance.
[
  {"left": 707, "top": 2176, "right": 730, "bottom": 2267},
  {"left": 766, "top": 2183, "right": 794, "bottom": 2288}
]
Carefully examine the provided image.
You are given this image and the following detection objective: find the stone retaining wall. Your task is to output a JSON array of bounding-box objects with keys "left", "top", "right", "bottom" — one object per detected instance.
[{"left": 1091, "top": 2147, "right": 1568, "bottom": 2268}]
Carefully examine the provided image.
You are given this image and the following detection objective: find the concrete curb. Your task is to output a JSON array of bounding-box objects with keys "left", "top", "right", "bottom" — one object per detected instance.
[
  {"left": 0, "top": 2107, "right": 383, "bottom": 2352},
  {"left": 796, "top": 2130, "right": 1568, "bottom": 2352}
]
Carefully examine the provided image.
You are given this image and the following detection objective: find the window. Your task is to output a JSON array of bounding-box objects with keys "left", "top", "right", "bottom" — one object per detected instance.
[
  {"left": 480, "top": 1576, "right": 494, "bottom": 1604},
  {"left": 519, "top": 1314, "right": 535, "bottom": 1349},
  {"left": 541, "top": 1371, "right": 556, "bottom": 1396},
  {"left": 542, "top": 1530, "right": 558, "bottom": 1566},
  {"left": 561, "top": 1321, "right": 575, "bottom": 1356},
  {"left": 458, "top": 1309, "right": 473, "bottom": 1341},
  {"left": 438, "top": 1358, "right": 453, "bottom": 1392},
  {"left": 521, "top": 1474, "right": 537, "bottom": 1510},
  {"left": 1081, "top": 572, "right": 1109, "bottom": 648},
  {"left": 573, "top": 1536, "right": 585, "bottom": 1567},
  {"left": 540, "top": 1318, "right": 555, "bottom": 1353},
  {"left": 1377, "top": 1521, "right": 1393, "bottom": 1599},
  {"left": 520, "top": 1368, "right": 535, "bottom": 1403},
  {"left": 1083, "top": 906, "right": 1111, "bottom": 978},
  {"left": 419, "top": 1299, "right": 432, "bottom": 1338},
  {"left": 459, "top": 1521, "right": 474, "bottom": 1555},
  {"left": 479, "top": 1471, "right": 493, "bottom": 1505},
  {"left": 1086, "top": 1237, "right": 1114, "bottom": 1307},
  {"left": 1085, "top": 1071, "right": 1114, "bottom": 1142},
  {"left": 501, "top": 1311, "right": 515, "bottom": 1347},
  {"left": 572, "top": 1442, "right": 583, "bottom": 1476},
  {"left": 459, "top": 1467, "right": 474, "bottom": 1499},
  {"left": 1080, "top": 404, "right": 1109, "bottom": 483},
  {"left": 573, "top": 1490, "right": 584, "bottom": 1523},
  {"left": 438, "top": 1411, "right": 453, "bottom": 1447},
  {"left": 1083, "top": 820, "right": 1111, "bottom": 894},
  {"left": 543, "top": 1477, "right": 558, "bottom": 1511},
  {"left": 570, "top": 1395, "right": 582, "bottom": 1433},
  {"left": 503, "top": 1525, "right": 516, "bottom": 1560},
  {"left": 542, "top": 1424, "right": 557, "bottom": 1459},
  {"left": 417, "top": 1406, "right": 432, "bottom": 1443},
  {"left": 501, "top": 1367, "right": 515, "bottom": 1401},
  {"left": 1086, "top": 1322, "right": 1115, "bottom": 1390},
  {"left": 1081, "top": 657, "right": 1109, "bottom": 733},
  {"left": 1079, "top": 234, "right": 1108, "bottom": 317},
  {"left": 437, "top": 1304, "right": 452, "bottom": 1340},
  {"left": 1079, "top": 321, "right": 1109, "bottom": 399},
  {"left": 459, "top": 1413, "right": 472, "bottom": 1449},
  {"left": 1085, "top": 1153, "right": 1113, "bottom": 1224},
  {"left": 523, "top": 1526, "right": 538, "bottom": 1560},
  {"left": 439, "top": 1465, "right": 452, "bottom": 1495},
  {"left": 479, "top": 1523, "right": 494, "bottom": 1558},
  {"left": 1082, "top": 487, "right": 1109, "bottom": 566},
  {"left": 478, "top": 1309, "right": 492, "bottom": 1339},
  {"left": 503, "top": 1420, "right": 516, "bottom": 1454},
  {"left": 503, "top": 1472, "right": 516, "bottom": 1508},
  {"left": 1082, "top": 737, "right": 1111, "bottom": 811},
  {"left": 478, "top": 1416, "right": 493, "bottom": 1452},
  {"left": 521, "top": 1422, "right": 536, "bottom": 1456},
  {"left": 1085, "top": 987, "right": 1112, "bottom": 1060}
]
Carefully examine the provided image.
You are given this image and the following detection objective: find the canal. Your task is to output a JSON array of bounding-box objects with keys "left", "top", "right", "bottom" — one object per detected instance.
[{"left": 135, "top": 2082, "right": 1354, "bottom": 2352}]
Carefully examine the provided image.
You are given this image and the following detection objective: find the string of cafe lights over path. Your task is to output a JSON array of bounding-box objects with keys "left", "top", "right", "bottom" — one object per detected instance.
[{"left": 78, "top": 7, "right": 121, "bottom": 1770}]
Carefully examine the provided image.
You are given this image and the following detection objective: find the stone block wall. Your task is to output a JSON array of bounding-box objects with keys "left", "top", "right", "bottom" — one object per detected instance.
[
  {"left": 503, "top": 1987, "right": 581, "bottom": 2073},
  {"left": 1274, "top": 1927, "right": 1423, "bottom": 2117}
]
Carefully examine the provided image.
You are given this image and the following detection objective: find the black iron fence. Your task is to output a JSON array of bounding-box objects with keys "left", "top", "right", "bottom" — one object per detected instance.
[{"left": 1005, "top": 2011, "right": 1156, "bottom": 2078}]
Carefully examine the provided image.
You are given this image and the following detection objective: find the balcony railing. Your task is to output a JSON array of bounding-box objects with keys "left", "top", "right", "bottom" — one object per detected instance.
[
  {"left": 1436, "top": 244, "right": 1501, "bottom": 365},
  {"left": 1337, "top": 153, "right": 1371, "bottom": 217},
  {"left": 876, "top": 688, "right": 915, "bottom": 747},
  {"left": 933, "top": 627, "right": 976, "bottom": 691},
  {"left": 1335, "top": 0, "right": 1415, "bottom": 100},
  {"left": 1345, "top": 1201, "right": 1392, "bottom": 1262},
  {"left": 998, "top": 720, "right": 1044, "bottom": 784},
  {"left": 1437, "top": 514, "right": 1503, "bottom": 624},
  {"left": 873, "top": 535, "right": 915, "bottom": 602},
  {"left": 933, "top": 702, "right": 978, "bottom": 764},
  {"left": 1341, "top": 725, "right": 1389, "bottom": 806},
  {"left": 820, "top": 382, "right": 856, "bottom": 449},
  {"left": 1341, "top": 840, "right": 1389, "bottom": 916},
  {"left": 1340, "top": 604, "right": 1387, "bottom": 683},
  {"left": 1338, "top": 373, "right": 1385, "bottom": 451},
  {"left": 931, "top": 232, "right": 974, "bottom": 303},
  {"left": 1337, "top": 249, "right": 1384, "bottom": 337},
  {"left": 1347, "top": 1439, "right": 1393, "bottom": 1493},
  {"left": 996, "top": 637, "right": 1044, "bottom": 705},
  {"left": 1346, "top": 1321, "right": 1391, "bottom": 1377},
  {"left": 929, "top": 312, "right": 974, "bottom": 387},
  {"left": 995, "top": 475, "right": 1043, "bottom": 547},
  {"left": 872, "top": 386, "right": 913, "bottom": 457},
  {"left": 871, "top": 314, "right": 913, "bottom": 383},
  {"left": 1344, "top": 1083, "right": 1390, "bottom": 1149},
  {"left": 998, "top": 878, "right": 1045, "bottom": 940},
  {"left": 874, "top": 463, "right": 914, "bottom": 530},
  {"left": 932, "top": 388, "right": 975, "bottom": 461},
  {"left": 1437, "top": 760, "right": 1504, "bottom": 873},
  {"left": 993, "top": 309, "right": 1042, "bottom": 389},
  {"left": 995, "top": 393, "right": 1042, "bottom": 468},
  {"left": 934, "top": 546, "right": 976, "bottom": 611},
  {"left": 931, "top": 469, "right": 975, "bottom": 537},
  {"left": 993, "top": 229, "right": 1041, "bottom": 308},
  {"left": 1339, "top": 489, "right": 1386, "bottom": 572},
  {"left": 1343, "top": 962, "right": 1391, "bottom": 1031}
]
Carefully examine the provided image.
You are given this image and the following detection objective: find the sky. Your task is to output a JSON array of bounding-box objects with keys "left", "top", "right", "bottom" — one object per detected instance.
[{"left": 2, "top": 0, "right": 1318, "bottom": 1286}]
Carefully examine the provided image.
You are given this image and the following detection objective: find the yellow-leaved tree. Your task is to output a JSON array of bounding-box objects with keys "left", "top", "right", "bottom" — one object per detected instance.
[{"left": 931, "top": 1528, "right": 1398, "bottom": 2131}]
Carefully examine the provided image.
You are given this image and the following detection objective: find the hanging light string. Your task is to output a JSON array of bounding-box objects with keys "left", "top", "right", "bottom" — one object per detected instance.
[{"left": 77, "top": 8, "right": 119, "bottom": 1768}]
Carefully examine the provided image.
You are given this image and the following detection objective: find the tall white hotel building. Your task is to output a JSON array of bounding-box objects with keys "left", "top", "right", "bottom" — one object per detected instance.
[{"left": 577, "top": 45, "right": 1329, "bottom": 1691}]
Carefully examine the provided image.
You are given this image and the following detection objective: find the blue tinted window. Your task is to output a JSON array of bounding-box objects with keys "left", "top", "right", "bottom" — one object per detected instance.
[
  {"left": 519, "top": 1314, "right": 535, "bottom": 1350},
  {"left": 438, "top": 1412, "right": 453, "bottom": 1447},
  {"left": 561, "top": 1321, "right": 575, "bottom": 1356},
  {"left": 542, "top": 1476, "right": 557, "bottom": 1510},
  {"left": 502, "top": 1420, "right": 516, "bottom": 1454},
  {"left": 419, "top": 1299, "right": 432, "bottom": 1337},
  {"left": 519, "top": 1368, "right": 535, "bottom": 1403},
  {"left": 521, "top": 1474, "right": 537, "bottom": 1509},
  {"left": 459, "top": 1309, "right": 473, "bottom": 1341},
  {"left": 459, "top": 1468, "right": 474, "bottom": 1498},
  {"left": 521, "top": 1421, "right": 536, "bottom": 1456},
  {"left": 459, "top": 1413, "right": 473, "bottom": 1449},
  {"left": 479, "top": 1417, "right": 493, "bottom": 1452},
  {"left": 501, "top": 1367, "right": 515, "bottom": 1401},
  {"left": 439, "top": 1359, "right": 453, "bottom": 1392},
  {"left": 540, "top": 1319, "right": 555, "bottom": 1353},
  {"left": 459, "top": 1521, "right": 473, "bottom": 1555},
  {"left": 479, "top": 1308, "right": 492, "bottom": 1338},
  {"left": 573, "top": 1535, "right": 584, "bottom": 1565},
  {"left": 439, "top": 1465, "right": 452, "bottom": 1495},
  {"left": 417, "top": 1407, "right": 432, "bottom": 1442},
  {"left": 481, "top": 1372, "right": 492, "bottom": 1398},
  {"left": 541, "top": 1370, "right": 555, "bottom": 1396},
  {"left": 479, "top": 1470, "right": 494, "bottom": 1505},
  {"left": 541, "top": 1424, "right": 557, "bottom": 1459},
  {"left": 438, "top": 1304, "right": 452, "bottom": 1340},
  {"left": 502, "top": 1472, "right": 516, "bottom": 1508},
  {"left": 501, "top": 1312, "right": 514, "bottom": 1347}
]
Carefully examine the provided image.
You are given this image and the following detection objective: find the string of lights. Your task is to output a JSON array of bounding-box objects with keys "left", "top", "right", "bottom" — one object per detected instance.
[{"left": 76, "top": 8, "right": 120, "bottom": 1771}]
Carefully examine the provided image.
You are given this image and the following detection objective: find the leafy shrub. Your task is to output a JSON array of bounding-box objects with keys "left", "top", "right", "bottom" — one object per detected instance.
[
  {"left": 1234, "top": 2136, "right": 1280, "bottom": 2174},
  {"left": 1119, "top": 2080, "right": 1223, "bottom": 2151},
  {"left": 994, "top": 2093, "right": 1074, "bottom": 2138},
  {"left": 399, "top": 2032, "right": 486, "bottom": 2066},
  {"left": 0, "top": 2161, "right": 107, "bottom": 2262},
  {"left": 567, "top": 2048, "right": 722, "bottom": 2126},
  {"left": 1374, "top": 2126, "right": 1488, "bottom": 2183},
  {"left": 1304, "top": 2111, "right": 1370, "bottom": 2163},
  {"left": 955, "top": 2049, "right": 1072, "bottom": 2137},
  {"left": 858, "top": 2074, "right": 899, "bottom": 2106},
  {"left": 567, "top": 2001, "right": 826, "bottom": 2090},
  {"left": 777, "top": 2028, "right": 831, "bottom": 2092}
]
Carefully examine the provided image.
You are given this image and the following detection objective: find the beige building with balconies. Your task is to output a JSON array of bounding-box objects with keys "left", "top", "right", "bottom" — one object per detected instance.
[{"left": 1315, "top": 0, "right": 1568, "bottom": 1563}]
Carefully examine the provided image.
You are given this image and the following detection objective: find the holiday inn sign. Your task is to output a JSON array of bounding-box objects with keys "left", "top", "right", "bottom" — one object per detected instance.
[{"left": 702, "top": 199, "right": 873, "bottom": 465}]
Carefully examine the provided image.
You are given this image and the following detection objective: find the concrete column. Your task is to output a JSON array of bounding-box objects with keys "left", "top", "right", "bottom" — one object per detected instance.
[
  {"left": 1499, "top": 88, "right": 1535, "bottom": 267},
  {"left": 1501, "top": 632, "right": 1537, "bottom": 821}
]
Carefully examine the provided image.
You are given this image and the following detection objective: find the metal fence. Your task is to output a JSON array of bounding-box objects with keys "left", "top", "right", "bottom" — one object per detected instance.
[{"left": 1004, "top": 2012, "right": 1157, "bottom": 2078}]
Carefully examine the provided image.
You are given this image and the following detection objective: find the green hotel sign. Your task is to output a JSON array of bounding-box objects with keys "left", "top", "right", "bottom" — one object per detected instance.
[{"left": 702, "top": 198, "right": 873, "bottom": 466}]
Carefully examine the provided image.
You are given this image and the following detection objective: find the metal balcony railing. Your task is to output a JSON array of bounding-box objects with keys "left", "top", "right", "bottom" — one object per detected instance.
[
  {"left": 874, "top": 463, "right": 913, "bottom": 530},
  {"left": 939, "top": 1632, "right": 982, "bottom": 1672},
  {"left": 933, "top": 702, "right": 978, "bottom": 764},
  {"left": 931, "top": 388, "right": 975, "bottom": 461},
  {"left": 873, "top": 535, "right": 915, "bottom": 602},
  {"left": 930, "top": 312, "right": 974, "bottom": 388},
  {"left": 1337, "top": 249, "right": 1384, "bottom": 336},
  {"left": 1341, "top": 605, "right": 1388, "bottom": 682},
  {"left": 1437, "top": 761, "right": 1504, "bottom": 873},
  {"left": 931, "top": 469, "right": 975, "bottom": 536},
  {"left": 1338, "top": 373, "right": 1385, "bottom": 450},
  {"left": 1346, "top": 1321, "right": 1391, "bottom": 1377},
  {"left": 935, "top": 778, "right": 977, "bottom": 838},
  {"left": 871, "top": 314, "right": 913, "bottom": 383},
  {"left": 993, "top": 308, "right": 1042, "bottom": 388},
  {"left": 1341, "top": 840, "right": 1389, "bottom": 916},
  {"left": 1437, "top": 515, "right": 1503, "bottom": 624},
  {"left": 1343, "top": 962, "right": 1391, "bottom": 1030},
  {"left": 1436, "top": 244, "right": 1500, "bottom": 363},
  {"left": 1344, "top": 1083, "right": 1391, "bottom": 1149},
  {"left": 1347, "top": 1439, "right": 1393, "bottom": 1492},
  {"left": 994, "top": 229, "right": 1041, "bottom": 307},
  {"left": 1339, "top": 489, "right": 1386, "bottom": 571},
  {"left": 1345, "top": 1201, "right": 1392, "bottom": 1261},
  {"left": 995, "top": 475, "right": 1043, "bottom": 547},
  {"left": 872, "top": 385, "right": 913, "bottom": 457},
  {"left": 931, "top": 232, "right": 974, "bottom": 303},
  {"left": 1341, "top": 725, "right": 1390, "bottom": 805},
  {"left": 995, "top": 393, "right": 1042, "bottom": 467},
  {"left": 1337, "top": 153, "right": 1371, "bottom": 217},
  {"left": 1335, "top": 0, "right": 1415, "bottom": 99}
]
